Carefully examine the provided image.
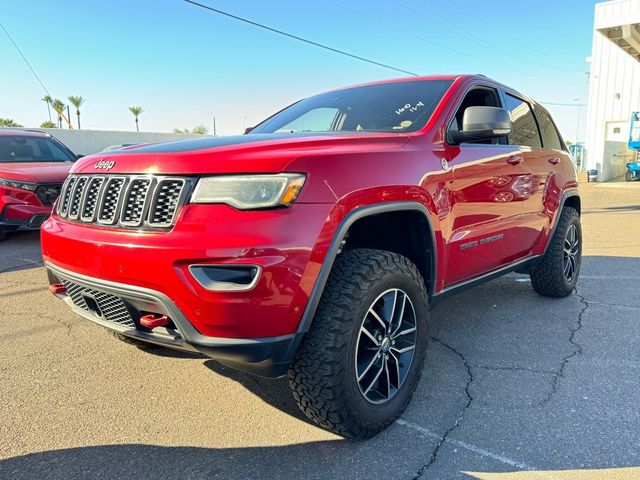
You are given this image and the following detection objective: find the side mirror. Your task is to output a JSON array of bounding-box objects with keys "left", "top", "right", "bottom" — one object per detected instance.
[
  {"left": 244, "top": 127, "right": 254, "bottom": 134},
  {"left": 76, "top": 154, "right": 85, "bottom": 160},
  {"left": 448, "top": 106, "right": 511, "bottom": 145}
]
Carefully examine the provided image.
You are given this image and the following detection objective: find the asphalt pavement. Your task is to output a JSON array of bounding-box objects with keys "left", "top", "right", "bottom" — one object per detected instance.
[{"left": 1, "top": 181, "right": 639, "bottom": 480}]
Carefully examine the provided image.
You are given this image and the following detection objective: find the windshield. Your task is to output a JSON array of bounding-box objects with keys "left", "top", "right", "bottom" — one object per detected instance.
[
  {"left": 250, "top": 80, "right": 453, "bottom": 135},
  {"left": 0, "top": 135, "right": 76, "bottom": 163}
]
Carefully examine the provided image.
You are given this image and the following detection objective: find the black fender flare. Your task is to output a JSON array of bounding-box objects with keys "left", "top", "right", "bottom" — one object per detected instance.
[
  {"left": 543, "top": 188, "right": 580, "bottom": 256},
  {"left": 295, "top": 201, "right": 438, "bottom": 336}
]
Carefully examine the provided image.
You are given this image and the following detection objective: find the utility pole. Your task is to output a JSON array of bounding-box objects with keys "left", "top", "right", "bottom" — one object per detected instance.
[
  {"left": 574, "top": 98, "right": 582, "bottom": 170},
  {"left": 213, "top": 116, "right": 216, "bottom": 136}
]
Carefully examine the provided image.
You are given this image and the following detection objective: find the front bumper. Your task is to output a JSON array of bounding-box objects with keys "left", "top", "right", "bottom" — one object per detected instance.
[
  {"left": 0, "top": 204, "right": 52, "bottom": 231},
  {"left": 41, "top": 203, "right": 333, "bottom": 339},
  {"left": 41, "top": 201, "right": 337, "bottom": 375},
  {"left": 47, "top": 262, "right": 301, "bottom": 377}
]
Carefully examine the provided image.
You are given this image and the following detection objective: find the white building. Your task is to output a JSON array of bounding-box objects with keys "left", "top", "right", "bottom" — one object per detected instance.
[{"left": 585, "top": 0, "right": 640, "bottom": 181}]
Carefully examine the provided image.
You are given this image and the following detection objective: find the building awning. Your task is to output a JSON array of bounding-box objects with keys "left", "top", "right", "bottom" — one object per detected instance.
[{"left": 598, "top": 23, "right": 640, "bottom": 61}]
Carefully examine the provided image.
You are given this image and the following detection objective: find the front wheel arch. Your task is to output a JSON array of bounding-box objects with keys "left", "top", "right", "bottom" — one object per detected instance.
[{"left": 295, "top": 202, "right": 438, "bottom": 338}]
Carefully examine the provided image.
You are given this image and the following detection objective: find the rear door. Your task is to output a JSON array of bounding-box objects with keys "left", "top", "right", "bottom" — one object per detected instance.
[
  {"left": 442, "top": 86, "right": 529, "bottom": 286},
  {"left": 500, "top": 93, "right": 548, "bottom": 255},
  {"left": 528, "top": 105, "right": 572, "bottom": 252}
]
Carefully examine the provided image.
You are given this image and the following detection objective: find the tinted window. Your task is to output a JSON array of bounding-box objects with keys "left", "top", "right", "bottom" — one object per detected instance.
[
  {"left": 536, "top": 109, "right": 563, "bottom": 150},
  {"left": 0, "top": 136, "right": 75, "bottom": 163},
  {"left": 251, "top": 80, "right": 453, "bottom": 135},
  {"left": 504, "top": 94, "right": 541, "bottom": 149}
]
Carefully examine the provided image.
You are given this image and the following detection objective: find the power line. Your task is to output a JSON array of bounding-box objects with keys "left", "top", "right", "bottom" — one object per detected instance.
[
  {"left": 0, "top": 20, "right": 51, "bottom": 96},
  {"left": 184, "top": 0, "right": 419, "bottom": 77},
  {"left": 322, "top": 0, "right": 546, "bottom": 80},
  {"left": 393, "top": 0, "right": 583, "bottom": 75},
  {"left": 323, "top": 0, "right": 493, "bottom": 64},
  {"left": 447, "top": 0, "right": 584, "bottom": 72}
]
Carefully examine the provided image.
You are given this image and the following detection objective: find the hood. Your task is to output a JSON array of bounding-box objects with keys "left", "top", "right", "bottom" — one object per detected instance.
[
  {"left": 0, "top": 162, "right": 73, "bottom": 183},
  {"left": 70, "top": 133, "right": 410, "bottom": 175}
]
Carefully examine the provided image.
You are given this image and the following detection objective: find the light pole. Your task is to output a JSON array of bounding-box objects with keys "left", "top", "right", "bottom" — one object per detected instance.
[{"left": 574, "top": 98, "right": 582, "bottom": 170}]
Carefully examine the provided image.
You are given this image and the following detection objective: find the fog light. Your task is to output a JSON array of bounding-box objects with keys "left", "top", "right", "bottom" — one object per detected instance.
[{"left": 189, "top": 265, "right": 261, "bottom": 292}]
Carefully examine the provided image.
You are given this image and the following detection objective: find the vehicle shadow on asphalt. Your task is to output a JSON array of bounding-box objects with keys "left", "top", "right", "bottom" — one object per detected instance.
[
  {"left": 136, "top": 350, "right": 313, "bottom": 424},
  {"left": 584, "top": 204, "right": 640, "bottom": 213},
  {"left": 0, "top": 443, "right": 367, "bottom": 479},
  {"left": 136, "top": 344, "right": 203, "bottom": 359},
  {"left": 203, "top": 359, "right": 312, "bottom": 424}
]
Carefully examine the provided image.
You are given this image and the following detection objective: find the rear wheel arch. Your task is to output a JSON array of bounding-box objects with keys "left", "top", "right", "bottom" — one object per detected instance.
[{"left": 563, "top": 193, "right": 581, "bottom": 216}]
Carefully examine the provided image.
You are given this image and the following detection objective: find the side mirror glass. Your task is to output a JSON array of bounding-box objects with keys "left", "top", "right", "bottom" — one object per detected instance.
[{"left": 449, "top": 106, "right": 511, "bottom": 145}]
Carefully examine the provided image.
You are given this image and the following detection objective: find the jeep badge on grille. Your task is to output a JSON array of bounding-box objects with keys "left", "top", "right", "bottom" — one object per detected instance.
[{"left": 94, "top": 159, "right": 115, "bottom": 171}]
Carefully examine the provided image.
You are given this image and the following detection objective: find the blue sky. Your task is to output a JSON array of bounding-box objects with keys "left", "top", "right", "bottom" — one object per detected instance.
[{"left": 1, "top": 0, "right": 598, "bottom": 140}]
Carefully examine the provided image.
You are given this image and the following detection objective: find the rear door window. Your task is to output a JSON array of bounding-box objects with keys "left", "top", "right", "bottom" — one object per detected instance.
[{"left": 504, "top": 94, "right": 542, "bottom": 149}]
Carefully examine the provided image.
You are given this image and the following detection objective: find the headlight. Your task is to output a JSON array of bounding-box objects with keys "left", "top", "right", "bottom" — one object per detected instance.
[
  {"left": 0, "top": 178, "right": 38, "bottom": 191},
  {"left": 191, "top": 174, "right": 305, "bottom": 210}
]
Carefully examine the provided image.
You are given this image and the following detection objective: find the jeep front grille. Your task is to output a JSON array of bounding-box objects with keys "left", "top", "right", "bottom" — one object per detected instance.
[{"left": 57, "top": 174, "right": 192, "bottom": 229}]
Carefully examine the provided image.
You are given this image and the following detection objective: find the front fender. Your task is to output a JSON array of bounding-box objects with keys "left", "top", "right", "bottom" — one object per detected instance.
[{"left": 293, "top": 188, "right": 443, "bottom": 340}]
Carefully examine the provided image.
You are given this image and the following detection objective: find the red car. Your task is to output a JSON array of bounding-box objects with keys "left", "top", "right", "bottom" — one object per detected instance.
[
  {"left": 41, "top": 75, "right": 581, "bottom": 438},
  {"left": 0, "top": 129, "right": 77, "bottom": 240}
]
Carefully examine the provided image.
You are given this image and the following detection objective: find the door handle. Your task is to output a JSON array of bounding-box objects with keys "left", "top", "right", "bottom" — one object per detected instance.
[
  {"left": 548, "top": 157, "right": 560, "bottom": 165},
  {"left": 506, "top": 155, "right": 523, "bottom": 165}
]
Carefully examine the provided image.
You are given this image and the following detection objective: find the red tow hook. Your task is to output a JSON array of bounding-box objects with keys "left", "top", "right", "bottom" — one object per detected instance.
[
  {"left": 140, "top": 314, "right": 170, "bottom": 329},
  {"left": 49, "top": 283, "right": 67, "bottom": 295}
]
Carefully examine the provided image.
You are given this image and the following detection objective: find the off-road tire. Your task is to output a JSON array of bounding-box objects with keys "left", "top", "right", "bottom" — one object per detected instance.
[
  {"left": 626, "top": 171, "right": 635, "bottom": 182},
  {"left": 0, "top": 231, "right": 6, "bottom": 242},
  {"left": 530, "top": 206, "right": 581, "bottom": 297},
  {"left": 288, "top": 248, "right": 429, "bottom": 439}
]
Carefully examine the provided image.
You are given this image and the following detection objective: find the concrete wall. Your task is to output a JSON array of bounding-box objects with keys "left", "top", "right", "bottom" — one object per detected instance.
[
  {"left": 19, "top": 129, "right": 202, "bottom": 156},
  {"left": 585, "top": 0, "right": 640, "bottom": 181}
]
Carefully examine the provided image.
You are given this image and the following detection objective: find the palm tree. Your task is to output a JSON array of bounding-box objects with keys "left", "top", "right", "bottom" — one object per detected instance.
[
  {"left": 40, "top": 120, "right": 56, "bottom": 128},
  {"left": 0, "top": 118, "right": 22, "bottom": 127},
  {"left": 52, "top": 99, "right": 65, "bottom": 128},
  {"left": 68, "top": 95, "right": 85, "bottom": 129},
  {"left": 42, "top": 95, "right": 53, "bottom": 122},
  {"left": 129, "top": 106, "right": 143, "bottom": 132}
]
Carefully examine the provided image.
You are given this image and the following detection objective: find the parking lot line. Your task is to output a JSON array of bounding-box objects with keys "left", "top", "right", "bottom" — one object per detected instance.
[{"left": 395, "top": 419, "right": 537, "bottom": 471}]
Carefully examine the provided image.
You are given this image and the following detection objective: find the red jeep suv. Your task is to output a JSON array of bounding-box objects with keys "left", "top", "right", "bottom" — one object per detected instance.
[
  {"left": 42, "top": 75, "right": 581, "bottom": 438},
  {"left": 0, "top": 129, "right": 76, "bottom": 240}
]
